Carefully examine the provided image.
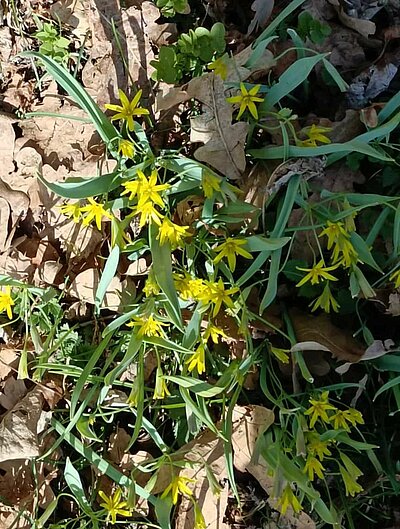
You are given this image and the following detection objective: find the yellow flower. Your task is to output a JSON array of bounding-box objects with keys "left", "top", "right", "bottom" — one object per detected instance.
[
  {"left": 303, "top": 455, "right": 325, "bottom": 481},
  {"left": 174, "top": 274, "right": 209, "bottom": 302},
  {"left": 105, "top": 89, "right": 149, "bottom": 131},
  {"left": 0, "top": 287, "right": 14, "bottom": 319},
  {"left": 79, "top": 198, "right": 113, "bottom": 231},
  {"left": 296, "top": 260, "right": 339, "bottom": 287},
  {"left": 127, "top": 314, "right": 168, "bottom": 338},
  {"left": 330, "top": 408, "right": 364, "bottom": 431},
  {"left": 59, "top": 201, "right": 81, "bottom": 223},
  {"left": 201, "top": 172, "right": 222, "bottom": 199},
  {"left": 205, "top": 278, "right": 239, "bottom": 317},
  {"left": 161, "top": 475, "right": 195, "bottom": 505},
  {"left": 118, "top": 138, "right": 135, "bottom": 158},
  {"left": 208, "top": 53, "right": 229, "bottom": 80},
  {"left": 343, "top": 408, "right": 364, "bottom": 427},
  {"left": 319, "top": 221, "right": 349, "bottom": 248},
  {"left": 310, "top": 282, "right": 340, "bottom": 313},
  {"left": 203, "top": 323, "right": 228, "bottom": 344},
  {"left": 276, "top": 485, "right": 302, "bottom": 515},
  {"left": 143, "top": 270, "right": 160, "bottom": 297},
  {"left": 213, "top": 237, "right": 253, "bottom": 272},
  {"left": 319, "top": 221, "right": 358, "bottom": 268},
  {"left": 329, "top": 410, "right": 350, "bottom": 431},
  {"left": 298, "top": 124, "right": 331, "bottom": 147},
  {"left": 390, "top": 269, "right": 400, "bottom": 289},
  {"left": 304, "top": 391, "right": 337, "bottom": 428},
  {"left": 127, "top": 378, "right": 139, "bottom": 407},
  {"left": 186, "top": 343, "right": 206, "bottom": 374},
  {"left": 153, "top": 367, "right": 171, "bottom": 399},
  {"left": 193, "top": 501, "right": 206, "bottom": 529},
  {"left": 136, "top": 169, "right": 170, "bottom": 208},
  {"left": 226, "top": 83, "right": 264, "bottom": 120},
  {"left": 270, "top": 345, "right": 290, "bottom": 364},
  {"left": 339, "top": 466, "right": 363, "bottom": 496},
  {"left": 122, "top": 178, "right": 141, "bottom": 201},
  {"left": 98, "top": 489, "right": 132, "bottom": 525},
  {"left": 157, "top": 218, "right": 191, "bottom": 247},
  {"left": 306, "top": 435, "right": 332, "bottom": 461},
  {"left": 134, "top": 200, "right": 164, "bottom": 227}
]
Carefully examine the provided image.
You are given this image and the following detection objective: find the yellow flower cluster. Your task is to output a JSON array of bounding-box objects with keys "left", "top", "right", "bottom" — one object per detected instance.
[{"left": 302, "top": 392, "right": 365, "bottom": 493}]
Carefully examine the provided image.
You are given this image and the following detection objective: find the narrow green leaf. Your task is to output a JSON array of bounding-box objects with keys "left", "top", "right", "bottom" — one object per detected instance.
[
  {"left": 64, "top": 457, "right": 92, "bottom": 512},
  {"left": 149, "top": 225, "right": 183, "bottom": 331},
  {"left": 38, "top": 171, "right": 120, "bottom": 199},
  {"left": 261, "top": 54, "right": 327, "bottom": 110},
  {"left": 95, "top": 246, "right": 120, "bottom": 313},
  {"left": 22, "top": 52, "right": 118, "bottom": 144}
]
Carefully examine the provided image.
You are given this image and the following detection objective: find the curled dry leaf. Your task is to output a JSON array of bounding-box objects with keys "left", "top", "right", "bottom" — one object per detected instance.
[
  {"left": 247, "top": 0, "right": 274, "bottom": 35},
  {"left": 327, "top": 0, "right": 376, "bottom": 37},
  {"left": 290, "top": 310, "right": 365, "bottom": 362},
  {"left": 336, "top": 339, "right": 397, "bottom": 374}
]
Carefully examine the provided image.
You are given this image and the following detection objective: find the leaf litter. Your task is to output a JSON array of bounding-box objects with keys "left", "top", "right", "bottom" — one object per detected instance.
[{"left": 0, "top": 0, "right": 400, "bottom": 527}]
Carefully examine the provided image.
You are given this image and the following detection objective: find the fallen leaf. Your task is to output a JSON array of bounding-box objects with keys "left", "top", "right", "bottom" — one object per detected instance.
[
  {"left": 247, "top": 0, "right": 274, "bottom": 35},
  {"left": 290, "top": 310, "right": 365, "bottom": 362},
  {"left": 188, "top": 73, "right": 249, "bottom": 179},
  {"left": 0, "top": 378, "right": 27, "bottom": 411},
  {"left": 336, "top": 339, "right": 397, "bottom": 374},
  {"left": 232, "top": 405, "right": 274, "bottom": 490},
  {"left": 69, "top": 268, "right": 123, "bottom": 310},
  {"left": 327, "top": 0, "right": 376, "bottom": 37},
  {"left": 0, "top": 387, "right": 45, "bottom": 462},
  {"left": 82, "top": 1, "right": 175, "bottom": 107},
  {"left": 387, "top": 292, "right": 400, "bottom": 316},
  {"left": 0, "top": 348, "right": 19, "bottom": 382},
  {"left": 50, "top": 0, "right": 90, "bottom": 43}
]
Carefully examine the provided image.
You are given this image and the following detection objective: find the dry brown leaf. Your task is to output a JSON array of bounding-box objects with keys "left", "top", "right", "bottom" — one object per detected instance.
[
  {"left": 247, "top": 0, "right": 274, "bottom": 35},
  {"left": 53, "top": 216, "right": 102, "bottom": 260},
  {"left": 188, "top": 74, "right": 248, "bottom": 179},
  {"left": 0, "top": 348, "right": 19, "bottom": 382},
  {"left": 327, "top": 0, "right": 376, "bottom": 37},
  {"left": 0, "top": 386, "right": 45, "bottom": 462},
  {"left": 0, "top": 248, "right": 34, "bottom": 282},
  {"left": 387, "top": 292, "right": 400, "bottom": 316},
  {"left": 291, "top": 310, "right": 364, "bottom": 362},
  {"left": 82, "top": 1, "right": 175, "bottom": 107},
  {"left": 50, "top": 0, "right": 90, "bottom": 43},
  {"left": 0, "top": 116, "right": 15, "bottom": 178},
  {"left": 69, "top": 268, "right": 123, "bottom": 310},
  {"left": 0, "top": 378, "right": 27, "bottom": 411},
  {"left": 336, "top": 339, "right": 397, "bottom": 374}
]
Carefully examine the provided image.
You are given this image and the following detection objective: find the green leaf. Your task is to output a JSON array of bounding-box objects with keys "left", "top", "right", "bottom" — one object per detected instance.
[
  {"left": 150, "top": 46, "right": 180, "bottom": 84},
  {"left": 149, "top": 225, "right": 183, "bottom": 331},
  {"left": 246, "top": 235, "right": 290, "bottom": 252},
  {"left": 350, "top": 232, "right": 382, "bottom": 272},
  {"left": 64, "top": 457, "right": 92, "bottom": 512},
  {"left": 21, "top": 52, "right": 118, "bottom": 145},
  {"left": 38, "top": 171, "right": 120, "bottom": 199},
  {"left": 95, "top": 245, "right": 120, "bottom": 313},
  {"left": 76, "top": 417, "right": 102, "bottom": 442},
  {"left": 261, "top": 54, "right": 327, "bottom": 111}
]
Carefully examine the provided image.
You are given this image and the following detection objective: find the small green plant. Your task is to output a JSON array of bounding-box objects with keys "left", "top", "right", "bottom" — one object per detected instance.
[
  {"left": 34, "top": 20, "right": 70, "bottom": 64},
  {"left": 297, "top": 11, "right": 331, "bottom": 44},
  {"left": 151, "top": 22, "right": 226, "bottom": 83},
  {"left": 156, "top": 0, "right": 190, "bottom": 18}
]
